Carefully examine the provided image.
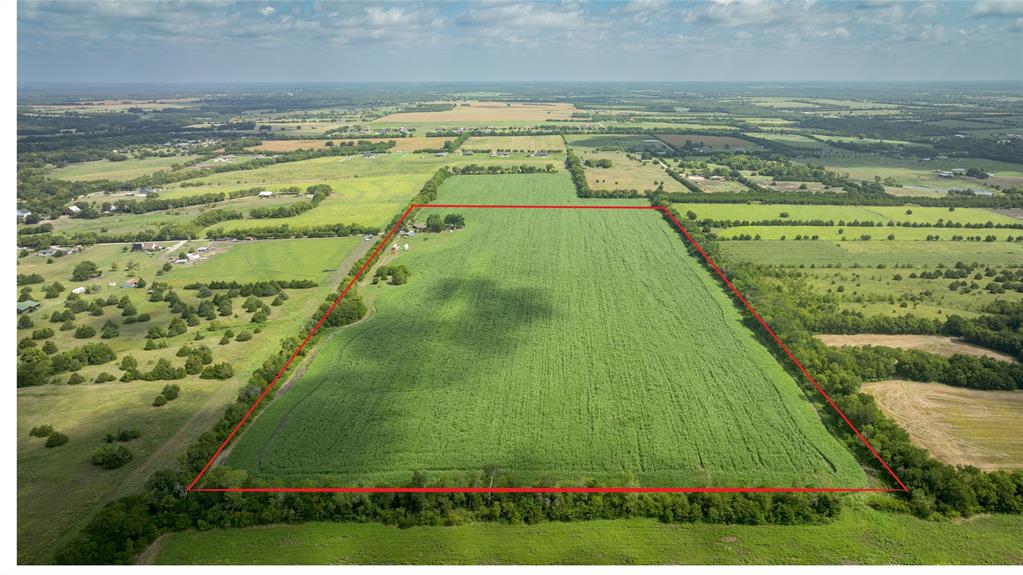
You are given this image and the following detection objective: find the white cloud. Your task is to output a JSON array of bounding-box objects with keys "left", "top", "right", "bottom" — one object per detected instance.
[
  {"left": 971, "top": 1, "right": 1023, "bottom": 18},
  {"left": 259, "top": 6, "right": 275, "bottom": 17}
]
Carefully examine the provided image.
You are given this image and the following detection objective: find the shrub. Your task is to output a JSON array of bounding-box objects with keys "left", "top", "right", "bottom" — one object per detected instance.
[
  {"left": 161, "top": 384, "right": 181, "bottom": 401},
  {"left": 67, "top": 373, "right": 86, "bottom": 385},
  {"left": 152, "top": 395, "right": 167, "bottom": 407},
  {"left": 29, "top": 425, "right": 54, "bottom": 438},
  {"left": 200, "top": 363, "right": 235, "bottom": 380},
  {"left": 103, "top": 429, "right": 141, "bottom": 443},
  {"left": 91, "top": 444, "right": 133, "bottom": 469},
  {"left": 74, "top": 325, "right": 97, "bottom": 339},
  {"left": 94, "top": 372, "right": 117, "bottom": 383},
  {"left": 45, "top": 432, "right": 69, "bottom": 447}
]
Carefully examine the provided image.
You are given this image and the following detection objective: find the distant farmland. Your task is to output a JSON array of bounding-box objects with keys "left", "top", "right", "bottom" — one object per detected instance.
[
  {"left": 657, "top": 134, "right": 760, "bottom": 151},
  {"left": 222, "top": 175, "right": 865, "bottom": 488}
]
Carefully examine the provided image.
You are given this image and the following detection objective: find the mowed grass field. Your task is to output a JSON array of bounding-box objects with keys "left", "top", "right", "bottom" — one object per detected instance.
[
  {"left": 151, "top": 508, "right": 1023, "bottom": 565},
  {"left": 50, "top": 156, "right": 198, "bottom": 182},
  {"left": 716, "top": 240, "right": 1023, "bottom": 267},
  {"left": 674, "top": 204, "right": 1019, "bottom": 226},
  {"left": 861, "top": 380, "right": 1023, "bottom": 471},
  {"left": 464, "top": 135, "right": 566, "bottom": 151},
  {"left": 164, "top": 237, "right": 363, "bottom": 286},
  {"left": 221, "top": 174, "right": 865, "bottom": 488},
  {"left": 717, "top": 226, "right": 1022, "bottom": 241}
]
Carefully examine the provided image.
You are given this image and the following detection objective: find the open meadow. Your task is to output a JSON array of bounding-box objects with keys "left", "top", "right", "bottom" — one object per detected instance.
[
  {"left": 50, "top": 156, "right": 198, "bottom": 182},
  {"left": 149, "top": 508, "right": 1023, "bottom": 565}
]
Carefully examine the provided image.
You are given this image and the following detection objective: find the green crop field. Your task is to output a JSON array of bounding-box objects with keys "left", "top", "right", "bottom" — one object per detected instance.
[
  {"left": 50, "top": 156, "right": 198, "bottom": 182},
  {"left": 221, "top": 174, "right": 865, "bottom": 488},
  {"left": 151, "top": 507, "right": 1023, "bottom": 565}
]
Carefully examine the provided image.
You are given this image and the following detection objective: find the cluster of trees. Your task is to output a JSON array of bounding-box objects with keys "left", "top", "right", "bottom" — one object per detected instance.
[
  {"left": 18, "top": 342, "right": 117, "bottom": 387},
  {"left": 373, "top": 264, "right": 410, "bottom": 286},
  {"left": 205, "top": 221, "right": 378, "bottom": 241},
  {"left": 183, "top": 279, "right": 316, "bottom": 294},
  {"left": 424, "top": 213, "right": 465, "bottom": 232}
]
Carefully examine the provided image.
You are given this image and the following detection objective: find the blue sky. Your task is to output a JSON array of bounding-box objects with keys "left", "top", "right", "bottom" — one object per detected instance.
[{"left": 17, "top": 0, "right": 1023, "bottom": 83}]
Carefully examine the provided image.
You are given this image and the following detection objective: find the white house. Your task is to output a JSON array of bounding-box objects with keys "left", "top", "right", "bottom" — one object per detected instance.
[{"left": 258, "top": 191, "right": 274, "bottom": 198}]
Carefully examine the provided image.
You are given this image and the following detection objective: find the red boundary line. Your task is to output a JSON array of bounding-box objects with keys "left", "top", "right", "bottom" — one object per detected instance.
[{"left": 188, "top": 203, "right": 909, "bottom": 494}]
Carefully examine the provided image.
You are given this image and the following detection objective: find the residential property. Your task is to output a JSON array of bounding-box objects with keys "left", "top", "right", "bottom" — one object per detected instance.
[
  {"left": 258, "top": 190, "right": 274, "bottom": 198},
  {"left": 64, "top": 205, "right": 82, "bottom": 216},
  {"left": 17, "top": 300, "right": 39, "bottom": 314},
  {"left": 132, "top": 242, "right": 161, "bottom": 252},
  {"left": 16, "top": 208, "right": 32, "bottom": 220}
]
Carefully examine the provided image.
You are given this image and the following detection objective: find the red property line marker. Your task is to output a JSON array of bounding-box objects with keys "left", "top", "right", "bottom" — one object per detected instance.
[{"left": 188, "top": 202, "right": 909, "bottom": 494}]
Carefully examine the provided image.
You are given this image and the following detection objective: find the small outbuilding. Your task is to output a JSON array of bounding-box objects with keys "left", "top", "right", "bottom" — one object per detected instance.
[{"left": 17, "top": 300, "right": 39, "bottom": 314}]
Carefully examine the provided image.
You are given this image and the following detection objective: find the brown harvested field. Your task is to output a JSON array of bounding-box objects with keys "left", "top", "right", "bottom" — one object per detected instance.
[
  {"left": 817, "top": 334, "right": 1018, "bottom": 363},
  {"left": 861, "top": 380, "right": 1023, "bottom": 470},
  {"left": 248, "top": 137, "right": 451, "bottom": 153},
  {"left": 372, "top": 101, "right": 578, "bottom": 124},
  {"left": 657, "top": 134, "right": 761, "bottom": 151}
]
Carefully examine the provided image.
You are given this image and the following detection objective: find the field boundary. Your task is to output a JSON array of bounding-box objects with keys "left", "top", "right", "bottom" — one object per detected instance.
[{"left": 187, "top": 203, "right": 909, "bottom": 494}]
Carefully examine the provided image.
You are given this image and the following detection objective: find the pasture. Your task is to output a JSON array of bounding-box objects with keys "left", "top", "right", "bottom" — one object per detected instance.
[
  {"left": 575, "top": 150, "right": 686, "bottom": 193},
  {"left": 464, "top": 135, "right": 566, "bottom": 151},
  {"left": 807, "top": 156, "right": 1022, "bottom": 195},
  {"left": 50, "top": 156, "right": 198, "bottom": 182},
  {"left": 861, "top": 380, "right": 1023, "bottom": 471},
  {"left": 223, "top": 177, "right": 864, "bottom": 488},
  {"left": 164, "top": 237, "right": 362, "bottom": 285},
  {"left": 16, "top": 236, "right": 368, "bottom": 562},
  {"left": 717, "top": 225, "right": 1022, "bottom": 242},
  {"left": 716, "top": 240, "right": 1023, "bottom": 267},
  {"left": 672, "top": 202, "right": 1019, "bottom": 228},
  {"left": 150, "top": 509, "right": 1023, "bottom": 565}
]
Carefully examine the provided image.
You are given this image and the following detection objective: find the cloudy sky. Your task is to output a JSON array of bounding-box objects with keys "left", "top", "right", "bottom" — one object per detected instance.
[{"left": 17, "top": 0, "right": 1023, "bottom": 83}]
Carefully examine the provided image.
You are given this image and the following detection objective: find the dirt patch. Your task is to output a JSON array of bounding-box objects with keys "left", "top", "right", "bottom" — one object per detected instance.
[
  {"left": 817, "top": 334, "right": 1018, "bottom": 363},
  {"left": 861, "top": 380, "right": 1023, "bottom": 470},
  {"left": 994, "top": 208, "right": 1023, "bottom": 221}
]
